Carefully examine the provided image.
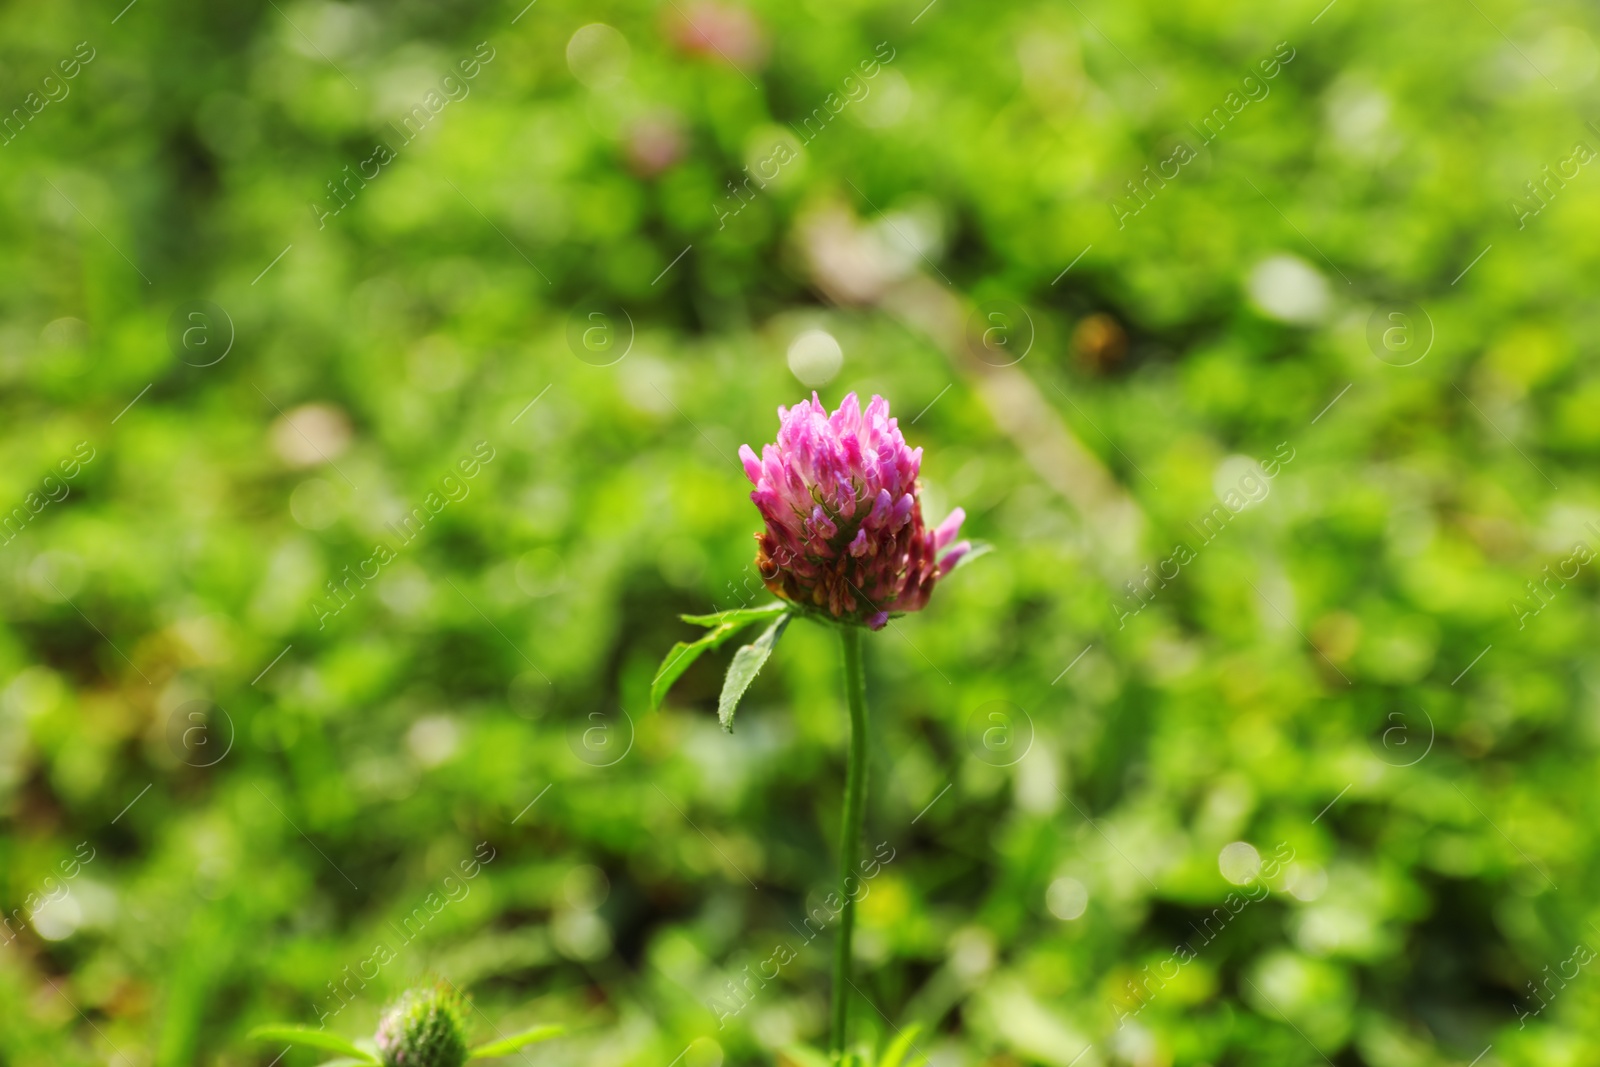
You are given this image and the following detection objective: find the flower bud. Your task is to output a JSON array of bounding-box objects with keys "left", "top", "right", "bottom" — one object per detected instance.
[{"left": 374, "top": 983, "right": 469, "bottom": 1067}]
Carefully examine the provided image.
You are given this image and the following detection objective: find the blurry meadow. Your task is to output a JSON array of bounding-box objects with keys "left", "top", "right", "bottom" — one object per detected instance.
[{"left": 4, "top": 0, "right": 1600, "bottom": 1064}]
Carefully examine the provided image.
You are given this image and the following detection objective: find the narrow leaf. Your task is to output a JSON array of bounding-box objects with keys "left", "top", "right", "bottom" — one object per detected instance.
[
  {"left": 247, "top": 1027, "right": 377, "bottom": 1062},
  {"left": 679, "top": 602, "right": 787, "bottom": 627},
  {"left": 652, "top": 638, "right": 715, "bottom": 711},
  {"left": 469, "top": 1024, "right": 565, "bottom": 1058},
  {"left": 778, "top": 1045, "right": 833, "bottom": 1067},
  {"left": 653, "top": 632, "right": 733, "bottom": 709},
  {"left": 877, "top": 1024, "right": 925, "bottom": 1067},
  {"left": 652, "top": 604, "right": 792, "bottom": 710},
  {"left": 718, "top": 613, "right": 790, "bottom": 732}
]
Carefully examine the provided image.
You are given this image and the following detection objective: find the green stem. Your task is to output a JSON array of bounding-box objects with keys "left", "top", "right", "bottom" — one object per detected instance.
[{"left": 831, "top": 626, "right": 869, "bottom": 1058}]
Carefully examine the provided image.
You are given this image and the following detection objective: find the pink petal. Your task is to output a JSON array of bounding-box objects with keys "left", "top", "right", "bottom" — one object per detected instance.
[
  {"left": 933, "top": 507, "right": 966, "bottom": 551},
  {"left": 937, "top": 540, "right": 971, "bottom": 575},
  {"left": 739, "top": 444, "right": 762, "bottom": 485},
  {"left": 867, "top": 488, "right": 893, "bottom": 527},
  {"left": 890, "top": 493, "right": 914, "bottom": 530}
]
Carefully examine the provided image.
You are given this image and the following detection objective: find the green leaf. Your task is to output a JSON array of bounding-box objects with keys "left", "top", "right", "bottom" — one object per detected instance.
[
  {"left": 247, "top": 1027, "right": 378, "bottom": 1063},
  {"left": 651, "top": 604, "right": 788, "bottom": 711},
  {"left": 652, "top": 639, "right": 714, "bottom": 711},
  {"left": 718, "top": 613, "right": 790, "bottom": 732},
  {"left": 778, "top": 1045, "right": 833, "bottom": 1067},
  {"left": 469, "top": 1024, "right": 565, "bottom": 1058},
  {"left": 679, "top": 602, "right": 787, "bottom": 627},
  {"left": 877, "top": 1025, "right": 925, "bottom": 1067}
]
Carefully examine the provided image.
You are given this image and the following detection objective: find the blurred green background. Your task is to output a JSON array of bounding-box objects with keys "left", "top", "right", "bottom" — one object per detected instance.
[{"left": 3, "top": 0, "right": 1599, "bottom": 1064}]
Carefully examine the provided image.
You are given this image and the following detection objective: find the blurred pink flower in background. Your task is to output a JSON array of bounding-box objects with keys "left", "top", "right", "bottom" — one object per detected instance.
[
  {"left": 665, "top": 2, "right": 768, "bottom": 70},
  {"left": 624, "top": 111, "right": 686, "bottom": 177}
]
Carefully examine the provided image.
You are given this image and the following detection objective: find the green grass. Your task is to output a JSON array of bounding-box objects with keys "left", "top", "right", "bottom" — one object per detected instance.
[{"left": 2, "top": 0, "right": 1599, "bottom": 1064}]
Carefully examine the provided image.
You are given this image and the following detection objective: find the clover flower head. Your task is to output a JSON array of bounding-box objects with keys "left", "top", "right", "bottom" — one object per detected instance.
[
  {"left": 374, "top": 982, "right": 469, "bottom": 1067},
  {"left": 739, "top": 392, "right": 968, "bottom": 630}
]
